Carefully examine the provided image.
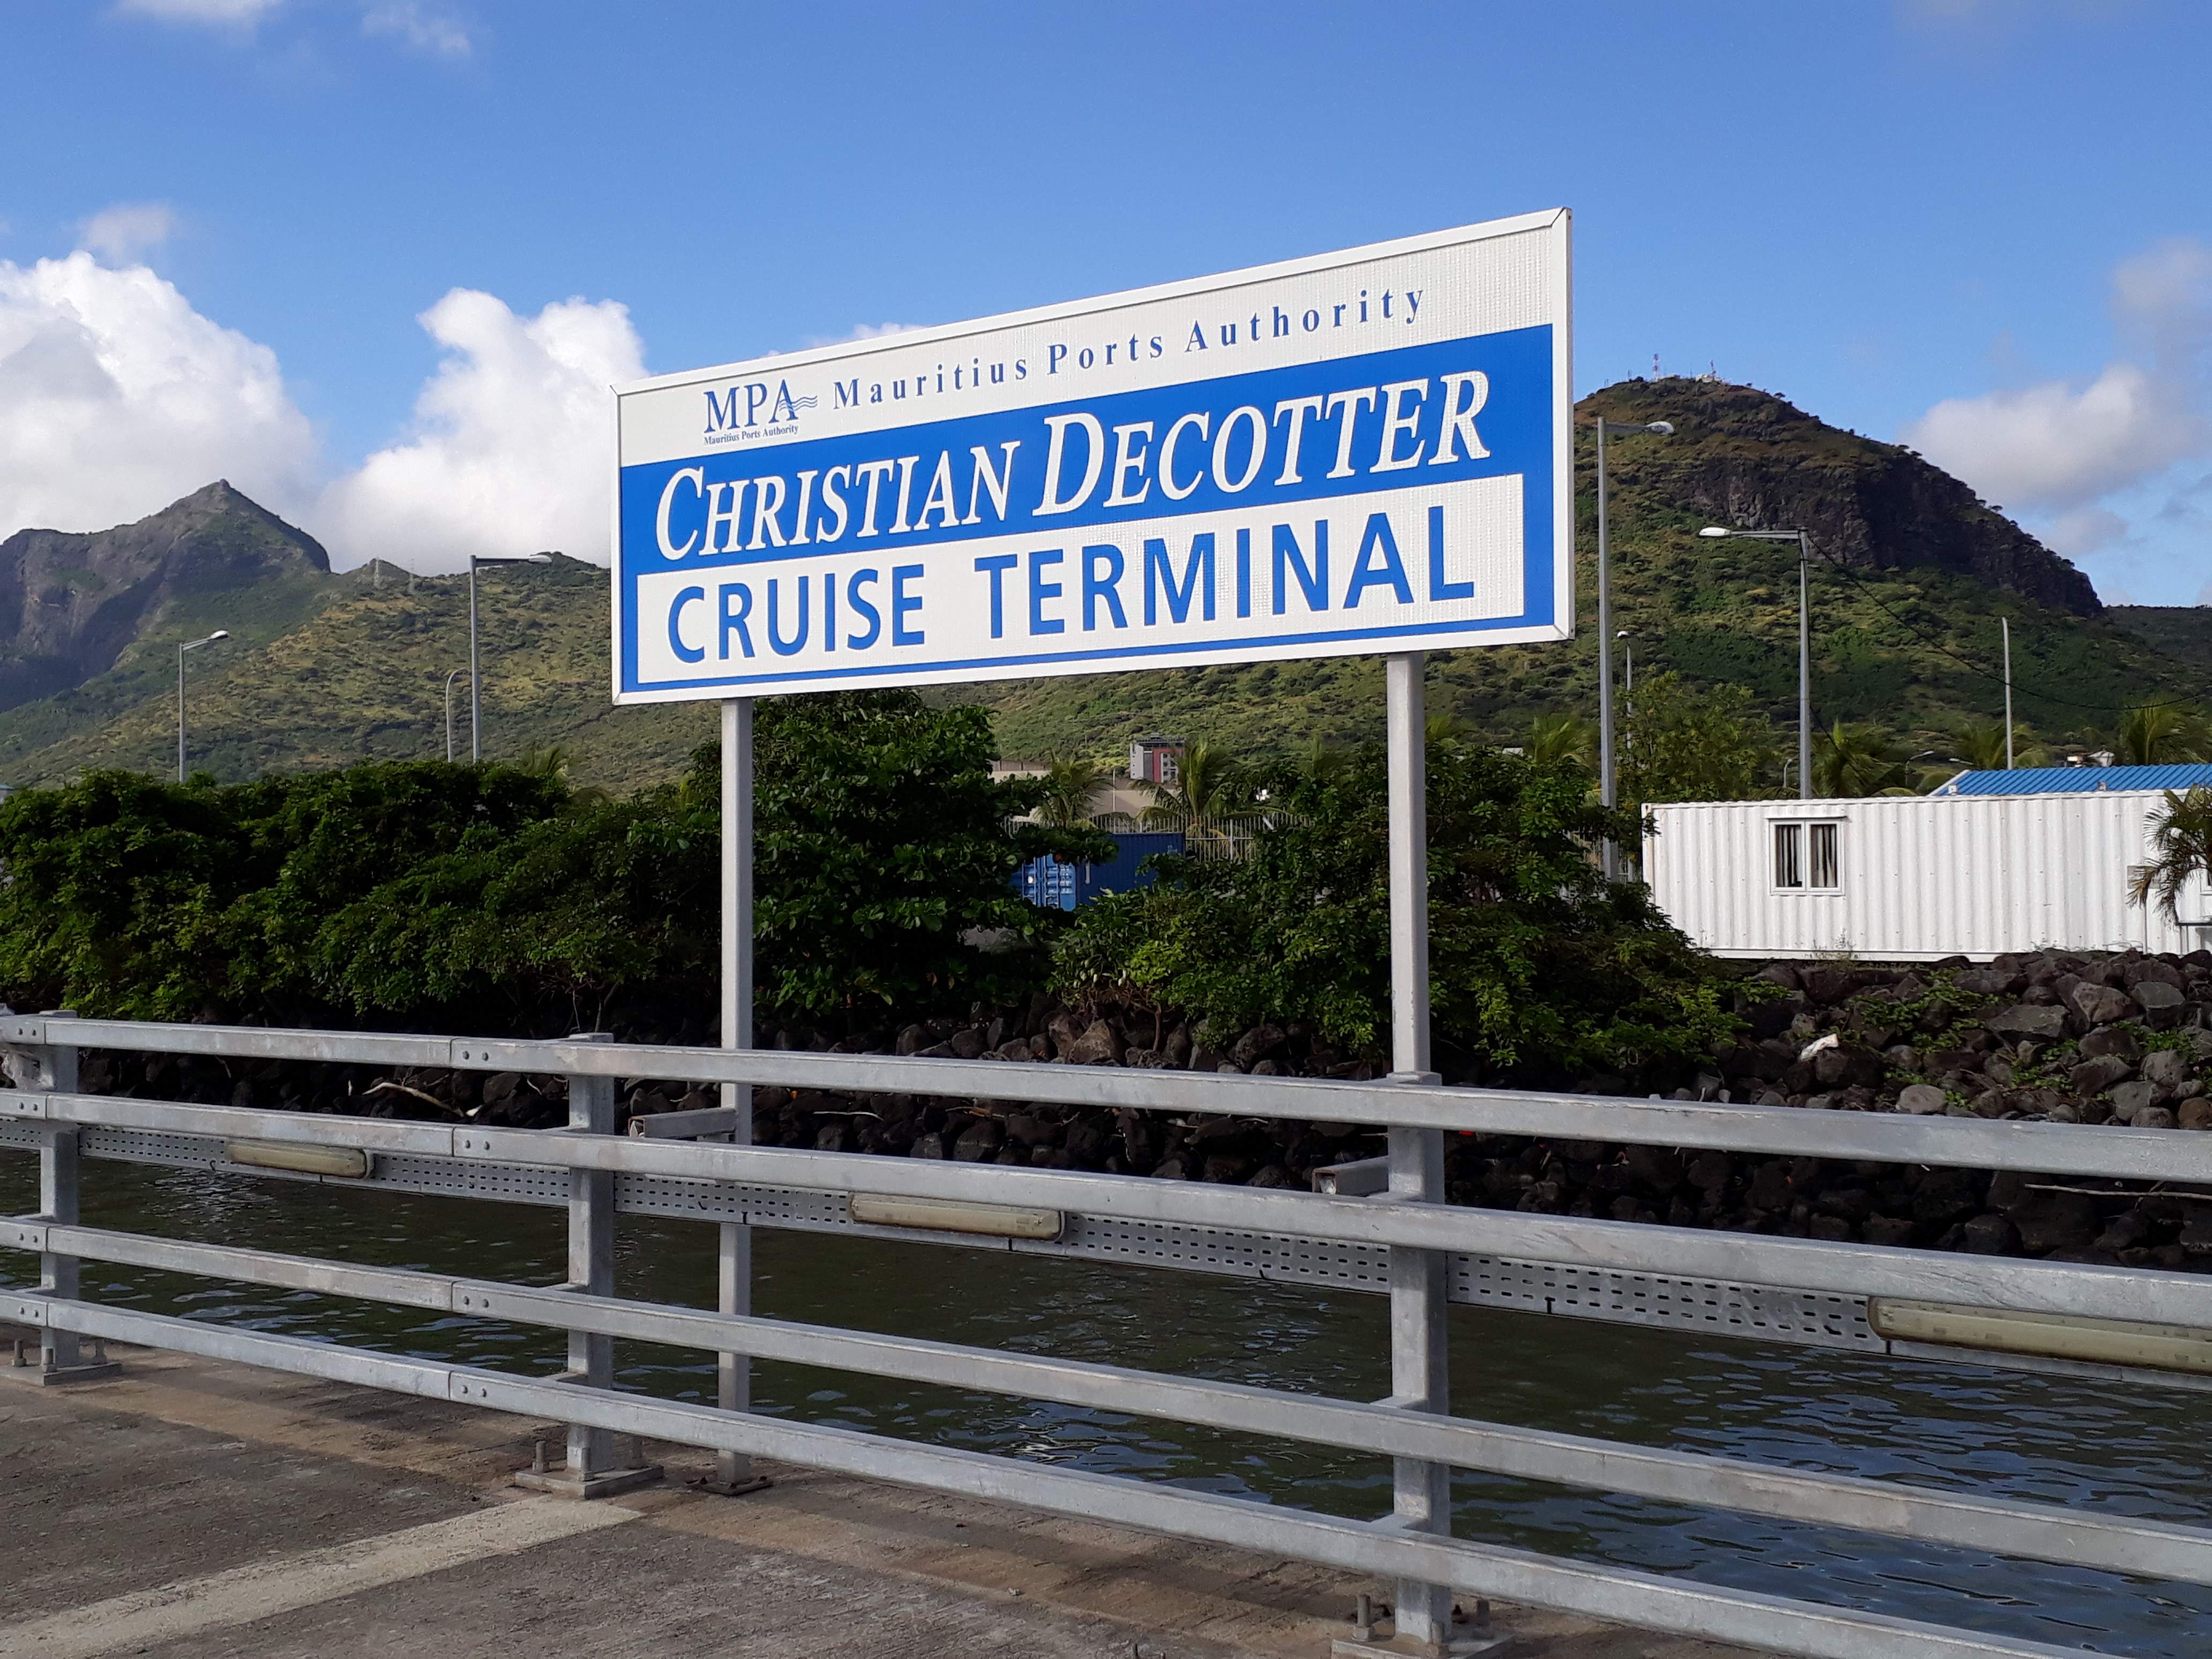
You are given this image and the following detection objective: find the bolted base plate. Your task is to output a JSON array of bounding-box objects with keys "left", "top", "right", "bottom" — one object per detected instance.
[
  {"left": 513, "top": 1462, "right": 663, "bottom": 1500},
  {"left": 2, "top": 1358, "right": 122, "bottom": 1388},
  {"left": 1332, "top": 1634, "right": 1510, "bottom": 1657}
]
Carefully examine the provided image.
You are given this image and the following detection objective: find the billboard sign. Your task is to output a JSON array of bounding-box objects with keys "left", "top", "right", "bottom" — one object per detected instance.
[{"left": 611, "top": 210, "right": 1571, "bottom": 703}]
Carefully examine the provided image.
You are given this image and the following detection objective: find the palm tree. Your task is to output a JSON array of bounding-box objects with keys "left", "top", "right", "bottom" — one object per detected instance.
[
  {"left": 1139, "top": 739, "right": 1246, "bottom": 853},
  {"left": 2130, "top": 786, "right": 2212, "bottom": 922},
  {"left": 1036, "top": 753, "right": 1109, "bottom": 828},
  {"left": 1528, "top": 712, "right": 1596, "bottom": 769},
  {"left": 517, "top": 743, "right": 609, "bottom": 808},
  {"left": 1294, "top": 736, "right": 1351, "bottom": 786},
  {"left": 1813, "top": 721, "right": 1911, "bottom": 797},
  {"left": 2114, "top": 704, "right": 2210, "bottom": 766},
  {"left": 1940, "top": 719, "right": 2046, "bottom": 774},
  {"left": 517, "top": 744, "right": 573, "bottom": 780},
  {"left": 1948, "top": 720, "right": 2008, "bottom": 772}
]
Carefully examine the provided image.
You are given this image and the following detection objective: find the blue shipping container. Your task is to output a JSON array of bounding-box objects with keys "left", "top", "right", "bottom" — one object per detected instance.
[{"left": 1018, "top": 831, "right": 1186, "bottom": 911}]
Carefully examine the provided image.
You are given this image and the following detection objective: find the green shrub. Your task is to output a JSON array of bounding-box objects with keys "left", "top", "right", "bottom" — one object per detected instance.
[
  {"left": 0, "top": 691, "right": 1102, "bottom": 1034},
  {"left": 1052, "top": 743, "right": 1738, "bottom": 1081}
]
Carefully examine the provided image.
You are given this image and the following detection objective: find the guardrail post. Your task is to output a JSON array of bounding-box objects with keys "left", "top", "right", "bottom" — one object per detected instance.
[
  {"left": 515, "top": 1030, "right": 659, "bottom": 1499},
  {"left": 708, "top": 696, "right": 769, "bottom": 1496},
  {"left": 13, "top": 1013, "right": 118, "bottom": 1387},
  {"left": 1372, "top": 654, "right": 1461, "bottom": 1656}
]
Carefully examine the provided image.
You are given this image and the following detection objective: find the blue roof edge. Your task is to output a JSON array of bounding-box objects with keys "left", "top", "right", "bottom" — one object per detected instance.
[{"left": 1933, "top": 764, "right": 2212, "bottom": 797}]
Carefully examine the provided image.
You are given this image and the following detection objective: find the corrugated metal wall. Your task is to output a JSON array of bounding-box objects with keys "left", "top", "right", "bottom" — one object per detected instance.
[{"left": 1647, "top": 794, "right": 2211, "bottom": 960}]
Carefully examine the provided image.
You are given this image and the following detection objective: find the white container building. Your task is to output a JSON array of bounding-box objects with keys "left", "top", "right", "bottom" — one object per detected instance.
[{"left": 1646, "top": 767, "right": 2212, "bottom": 961}]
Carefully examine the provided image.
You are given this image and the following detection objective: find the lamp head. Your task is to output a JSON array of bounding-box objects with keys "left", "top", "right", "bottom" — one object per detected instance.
[
  {"left": 1646, "top": 422, "right": 1675, "bottom": 436},
  {"left": 209, "top": 630, "right": 229, "bottom": 641},
  {"left": 1698, "top": 527, "right": 1733, "bottom": 538}
]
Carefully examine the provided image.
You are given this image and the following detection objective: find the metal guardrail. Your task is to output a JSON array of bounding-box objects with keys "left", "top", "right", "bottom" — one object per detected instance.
[
  {"left": 3, "top": 1015, "right": 2210, "bottom": 1659},
  {"left": 0, "top": 1116, "right": 1909, "bottom": 1367}
]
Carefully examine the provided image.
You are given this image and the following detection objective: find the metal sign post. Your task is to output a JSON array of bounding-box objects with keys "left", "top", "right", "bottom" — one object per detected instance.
[
  {"left": 1382, "top": 652, "right": 1455, "bottom": 1653},
  {"left": 712, "top": 696, "right": 769, "bottom": 1496}
]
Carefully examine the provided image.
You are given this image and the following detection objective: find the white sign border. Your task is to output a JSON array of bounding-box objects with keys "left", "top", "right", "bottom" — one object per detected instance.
[{"left": 609, "top": 209, "right": 1572, "bottom": 705}]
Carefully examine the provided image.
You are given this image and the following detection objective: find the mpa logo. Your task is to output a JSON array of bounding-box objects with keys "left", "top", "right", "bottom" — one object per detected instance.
[{"left": 704, "top": 379, "right": 819, "bottom": 436}]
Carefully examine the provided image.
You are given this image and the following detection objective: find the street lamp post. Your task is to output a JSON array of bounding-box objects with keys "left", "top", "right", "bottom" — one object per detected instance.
[
  {"left": 2001, "top": 617, "right": 2015, "bottom": 770},
  {"left": 467, "top": 554, "right": 551, "bottom": 761},
  {"left": 1701, "top": 525, "right": 1813, "bottom": 799},
  {"left": 444, "top": 669, "right": 469, "bottom": 763},
  {"left": 1593, "top": 418, "right": 1672, "bottom": 877},
  {"left": 176, "top": 630, "right": 230, "bottom": 783}
]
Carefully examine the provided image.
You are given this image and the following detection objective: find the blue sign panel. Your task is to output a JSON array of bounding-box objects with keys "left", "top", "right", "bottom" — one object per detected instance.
[{"left": 612, "top": 212, "right": 1571, "bottom": 702}]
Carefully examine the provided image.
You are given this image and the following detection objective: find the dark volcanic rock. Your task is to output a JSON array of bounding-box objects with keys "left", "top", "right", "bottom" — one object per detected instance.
[
  {"left": 2069, "top": 1055, "right": 2136, "bottom": 1096},
  {"left": 2069, "top": 983, "right": 2132, "bottom": 1026},
  {"left": 1986, "top": 1004, "right": 2068, "bottom": 1040},
  {"left": 2079, "top": 1026, "right": 2144, "bottom": 1063},
  {"left": 2134, "top": 981, "right": 2187, "bottom": 1027},
  {"left": 2009, "top": 1191, "right": 2099, "bottom": 1255}
]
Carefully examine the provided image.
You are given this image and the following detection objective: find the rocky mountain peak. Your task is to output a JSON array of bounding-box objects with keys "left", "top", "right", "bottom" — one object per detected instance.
[
  {"left": 1581, "top": 377, "right": 2101, "bottom": 617},
  {"left": 0, "top": 482, "right": 334, "bottom": 711}
]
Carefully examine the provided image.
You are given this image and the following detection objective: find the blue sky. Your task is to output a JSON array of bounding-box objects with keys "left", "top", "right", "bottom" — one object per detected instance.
[{"left": 2, "top": 1, "right": 2207, "bottom": 600}]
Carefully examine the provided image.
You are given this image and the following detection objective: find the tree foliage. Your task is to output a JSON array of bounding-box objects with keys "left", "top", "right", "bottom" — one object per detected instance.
[
  {"left": 1617, "top": 670, "right": 1777, "bottom": 806},
  {"left": 1945, "top": 719, "right": 2044, "bottom": 773},
  {"left": 2114, "top": 703, "right": 2210, "bottom": 766},
  {"left": 733, "top": 691, "right": 1097, "bottom": 1016},
  {"left": 1051, "top": 743, "right": 1738, "bottom": 1081},
  {"left": 2130, "top": 786, "right": 2212, "bottom": 923},
  {"left": 1812, "top": 720, "right": 1918, "bottom": 798},
  {"left": 0, "top": 691, "right": 1093, "bottom": 1034},
  {"left": 1138, "top": 738, "right": 1251, "bottom": 853},
  {"left": 1527, "top": 712, "right": 1596, "bottom": 770}
]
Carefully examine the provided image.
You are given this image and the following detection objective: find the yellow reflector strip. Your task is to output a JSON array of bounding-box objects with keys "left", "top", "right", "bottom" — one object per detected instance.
[
  {"left": 847, "top": 1194, "right": 1063, "bottom": 1240},
  {"left": 223, "top": 1140, "right": 371, "bottom": 1179},
  {"left": 1869, "top": 1298, "right": 2212, "bottom": 1375}
]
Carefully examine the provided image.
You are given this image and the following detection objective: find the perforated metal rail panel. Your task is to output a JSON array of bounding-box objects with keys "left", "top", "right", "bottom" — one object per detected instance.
[
  {"left": 1453, "top": 1254, "right": 1874, "bottom": 1349},
  {"left": 0, "top": 1123, "right": 1889, "bottom": 1356}
]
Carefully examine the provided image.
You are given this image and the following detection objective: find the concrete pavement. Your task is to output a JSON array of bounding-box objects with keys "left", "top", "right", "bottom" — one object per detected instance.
[{"left": 0, "top": 1333, "right": 1768, "bottom": 1659}]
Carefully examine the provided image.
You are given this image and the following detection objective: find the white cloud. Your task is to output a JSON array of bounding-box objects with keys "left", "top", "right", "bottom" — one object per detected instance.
[
  {"left": 1904, "top": 237, "right": 2212, "bottom": 520},
  {"left": 0, "top": 252, "right": 317, "bottom": 541},
  {"left": 116, "top": 0, "right": 285, "bottom": 25},
  {"left": 77, "top": 203, "right": 179, "bottom": 264},
  {"left": 1904, "top": 361, "right": 2192, "bottom": 511},
  {"left": 0, "top": 253, "right": 640, "bottom": 573},
  {"left": 362, "top": 2, "right": 471, "bottom": 58},
  {"left": 316, "top": 289, "right": 645, "bottom": 571},
  {"left": 2045, "top": 505, "right": 2129, "bottom": 557}
]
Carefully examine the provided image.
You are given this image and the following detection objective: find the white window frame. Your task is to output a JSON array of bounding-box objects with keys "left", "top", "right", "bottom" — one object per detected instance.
[{"left": 1770, "top": 817, "right": 1844, "bottom": 893}]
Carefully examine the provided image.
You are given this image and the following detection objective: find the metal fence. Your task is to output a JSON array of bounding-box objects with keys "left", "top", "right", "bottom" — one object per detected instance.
[{"left": 6, "top": 1012, "right": 2212, "bottom": 1659}]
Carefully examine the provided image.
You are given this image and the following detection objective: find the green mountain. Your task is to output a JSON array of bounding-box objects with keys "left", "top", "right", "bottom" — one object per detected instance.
[
  {"left": 2109, "top": 606, "right": 2212, "bottom": 677},
  {"left": 0, "top": 383, "right": 2202, "bottom": 791},
  {"left": 0, "top": 482, "right": 344, "bottom": 766},
  {"left": 0, "top": 549, "right": 711, "bottom": 794},
  {"left": 0, "top": 485, "right": 711, "bottom": 792},
  {"left": 975, "top": 378, "right": 2198, "bottom": 761}
]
